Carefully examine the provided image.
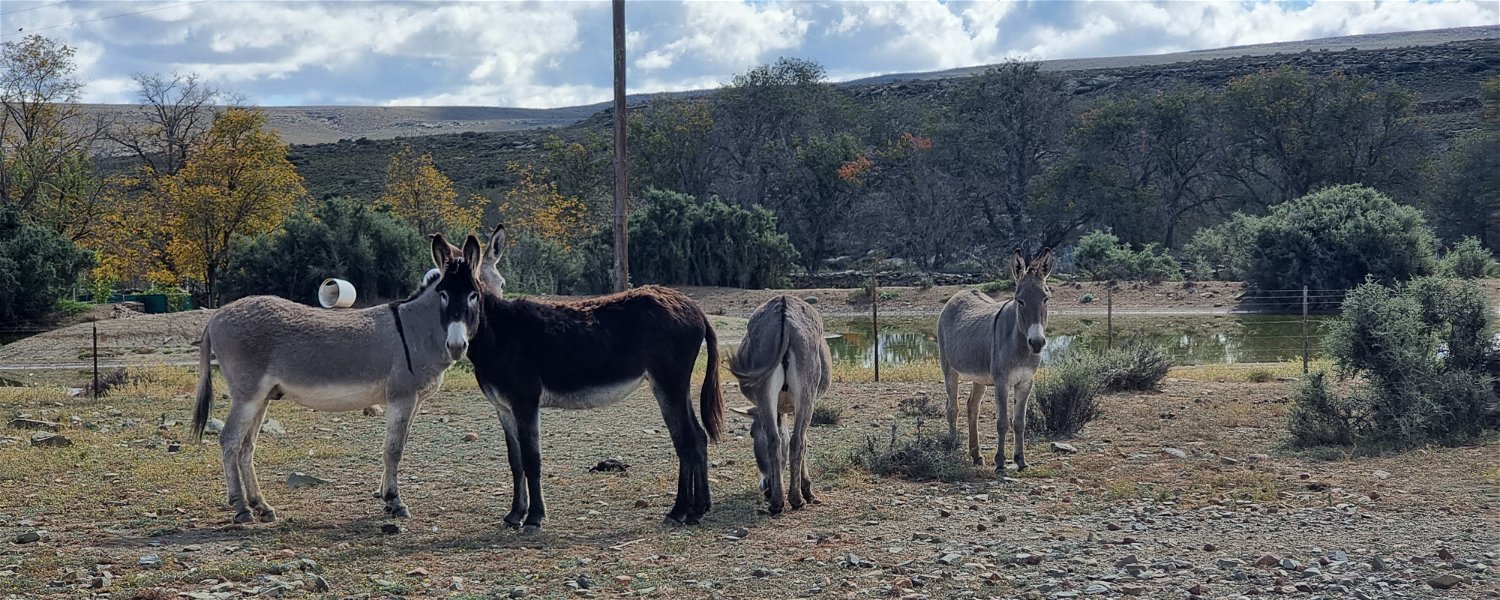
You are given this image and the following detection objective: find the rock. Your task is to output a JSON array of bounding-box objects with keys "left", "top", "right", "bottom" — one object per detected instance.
[
  {"left": 138, "top": 554, "right": 161, "bottom": 568},
  {"left": 1120, "top": 584, "right": 1146, "bottom": 596},
  {"left": 30, "top": 433, "right": 71, "bottom": 447},
  {"left": 1247, "top": 453, "right": 1270, "bottom": 462},
  {"left": 1217, "top": 559, "right": 1244, "bottom": 569},
  {"left": 407, "top": 567, "right": 428, "bottom": 577},
  {"left": 381, "top": 523, "right": 402, "bottom": 535},
  {"left": 1438, "top": 548, "right": 1456, "bottom": 561},
  {"left": 1254, "top": 554, "right": 1280, "bottom": 567},
  {"left": 589, "top": 458, "right": 629, "bottom": 473},
  {"left": 752, "top": 567, "right": 771, "bottom": 577},
  {"left": 1220, "top": 456, "right": 1239, "bottom": 465},
  {"left": 1114, "top": 555, "right": 1140, "bottom": 569},
  {"left": 363, "top": 405, "right": 385, "bottom": 417},
  {"left": 615, "top": 575, "right": 633, "bottom": 585},
  {"left": 1051, "top": 442, "right": 1079, "bottom": 453},
  {"left": 1084, "top": 583, "right": 1110, "bottom": 595},
  {"left": 462, "top": 432, "right": 479, "bottom": 442},
  {"left": 634, "top": 499, "right": 649, "bottom": 508},
  {"left": 1187, "top": 583, "right": 1208, "bottom": 596},
  {"left": 939, "top": 553, "right": 963, "bottom": 565},
  {"left": 1162, "top": 447, "right": 1187, "bottom": 459},
  {"left": 13, "top": 531, "right": 40, "bottom": 544},
  {"left": 1202, "top": 543, "right": 1216, "bottom": 552},
  {"left": 307, "top": 574, "right": 330, "bottom": 592},
  {"left": 1106, "top": 523, "right": 1122, "bottom": 531},
  {"left": 89, "top": 573, "right": 112, "bottom": 590},
  {"left": 286, "top": 472, "right": 330, "bottom": 488},
  {"left": 510, "top": 587, "right": 528, "bottom": 598},
  {"left": 1279, "top": 558, "right": 1301, "bottom": 571},
  {"left": 204, "top": 418, "right": 225, "bottom": 434},
  {"left": 727, "top": 526, "right": 749, "bottom": 539},
  {"left": 166, "top": 441, "right": 181, "bottom": 453},
  {"left": 1369, "top": 556, "right": 1387, "bottom": 572},
  {"left": 575, "top": 574, "right": 594, "bottom": 589},
  {"left": 8, "top": 418, "right": 59, "bottom": 431},
  {"left": 1371, "top": 469, "right": 1390, "bottom": 480},
  {"left": 803, "top": 296, "right": 819, "bottom": 305},
  {"left": 1428, "top": 573, "right": 1466, "bottom": 589},
  {"left": 260, "top": 417, "right": 286, "bottom": 435}
]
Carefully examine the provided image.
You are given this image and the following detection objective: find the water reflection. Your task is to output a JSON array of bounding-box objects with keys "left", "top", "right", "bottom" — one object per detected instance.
[{"left": 825, "top": 314, "right": 1333, "bottom": 366}]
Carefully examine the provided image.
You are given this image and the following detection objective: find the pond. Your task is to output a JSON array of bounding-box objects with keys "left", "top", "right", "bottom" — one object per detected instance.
[{"left": 825, "top": 314, "right": 1334, "bottom": 367}]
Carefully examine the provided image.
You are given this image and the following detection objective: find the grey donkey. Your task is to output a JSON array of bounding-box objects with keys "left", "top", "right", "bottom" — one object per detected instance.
[
  {"left": 730, "top": 295, "right": 832, "bottom": 514},
  {"left": 190, "top": 233, "right": 486, "bottom": 524},
  {"left": 936, "top": 248, "right": 1054, "bottom": 472}
]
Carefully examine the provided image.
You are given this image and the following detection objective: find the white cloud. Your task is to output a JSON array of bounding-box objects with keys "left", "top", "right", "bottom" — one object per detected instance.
[{"left": 632, "top": 1, "right": 810, "bottom": 72}]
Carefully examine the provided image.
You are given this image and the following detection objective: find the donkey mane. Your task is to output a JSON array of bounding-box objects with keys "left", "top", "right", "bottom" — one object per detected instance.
[{"left": 493, "top": 285, "right": 704, "bottom": 328}]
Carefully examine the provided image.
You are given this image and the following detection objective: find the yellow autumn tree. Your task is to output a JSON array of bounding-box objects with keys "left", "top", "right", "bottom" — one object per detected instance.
[
  {"left": 95, "top": 108, "right": 304, "bottom": 305},
  {"left": 501, "top": 161, "right": 592, "bottom": 251},
  {"left": 378, "top": 145, "right": 486, "bottom": 237}
]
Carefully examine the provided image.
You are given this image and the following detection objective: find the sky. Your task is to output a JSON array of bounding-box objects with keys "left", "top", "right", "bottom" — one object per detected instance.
[{"left": 1, "top": 0, "right": 1496, "bottom": 108}]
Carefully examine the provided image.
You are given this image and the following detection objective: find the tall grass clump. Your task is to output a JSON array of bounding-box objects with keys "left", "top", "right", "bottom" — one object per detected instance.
[
  {"left": 1100, "top": 338, "right": 1171, "bottom": 391},
  {"left": 1031, "top": 347, "right": 1108, "bottom": 437},
  {"left": 849, "top": 419, "right": 976, "bottom": 482},
  {"left": 1289, "top": 276, "right": 1497, "bottom": 448}
]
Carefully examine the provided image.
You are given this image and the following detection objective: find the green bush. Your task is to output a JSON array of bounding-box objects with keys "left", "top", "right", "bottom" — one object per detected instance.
[
  {"left": 52, "top": 299, "right": 92, "bottom": 319},
  {"left": 1438, "top": 237, "right": 1496, "bottom": 279},
  {"left": 0, "top": 205, "right": 94, "bottom": 323},
  {"left": 1031, "top": 346, "right": 1108, "bottom": 437},
  {"left": 221, "top": 197, "right": 428, "bottom": 305},
  {"left": 1290, "top": 277, "right": 1495, "bottom": 448},
  {"left": 619, "top": 189, "right": 799, "bottom": 289},
  {"left": 1100, "top": 339, "right": 1171, "bottom": 391},
  {"left": 850, "top": 420, "right": 977, "bottom": 482},
  {"left": 1072, "top": 229, "right": 1181, "bottom": 282},
  {"left": 499, "top": 231, "right": 603, "bottom": 295},
  {"left": 1247, "top": 185, "right": 1436, "bottom": 296},
  {"left": 811, "top": 405, "right": 842, "bottom": 426},
  {"left": 1184, "top": 213, "right": 1258, "bottom": 281}
]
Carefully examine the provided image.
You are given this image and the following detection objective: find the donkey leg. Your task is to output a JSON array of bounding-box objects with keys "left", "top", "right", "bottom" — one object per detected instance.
[
  {"left": 942, "top": 368, "right": 960, "bottom": 441},
  {"left": 992, "top": 378, "right": 1011, "bottom": 474},
  {"left": 239, "top": 396, "right": 276, "bottom": 522},
  {"left": 653, "top": 375, "right": 709, "bottom": 525},
  {"left": 514, "top": 405, "right": 547, "bottom": 531},
  {"left": 751, "top": 395, "right": 785, "bottom": 515},
  {"left": 219, "top": 396, "right": 264, "bottom": 524},
  {"left": 966, "top": 383, "right": 985, "bottom": 465},
  {"left": 379, "top": 395, "right": 419, "bottom": 518},
  {"left": 787, "top": 389, "right": 815, "bottom": 510},
  {"left": 496, "top": 409, "right": 529, "bottom": 528},
  {"left": 1011, "top": 379, "right": 1035, "bottom": 472}
]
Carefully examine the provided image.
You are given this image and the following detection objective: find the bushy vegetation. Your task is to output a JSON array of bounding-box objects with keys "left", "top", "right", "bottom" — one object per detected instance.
[
  {"left": 221, "top": 197, "right": 428, "bottom": 305},
  {"left": 1289, "top": 277, "right": 1496, "bottom": 448},
  {"left": 0, "top": 205, "right": 93, "bottom": 322},
  {"left": 1031, "top": 346, "right": 1108, "bottom": 437},
  {"left": 1438, "top": 236, "right": 1496, "bottom": 279},
  {"left": 619, "top": 189, "right": 799, "bottom": 289},
  {"left": 1245, "top": 185, "right": 1437, "bottom": 294},
  {"left": 1100, "top": 338, "right": 1172, "bottom": 391},
  {"left": 850, "top": 421, "right": 976, "bottom": 482},
  {"left": 1183, "top": 214, "right": 1257, "bottom": 281},
  {"left": 811, "top": 405, "right": 842, "bottom": 426},
  {"left": 1072, "top": 230, "right": 1181, "bottom": 282}
]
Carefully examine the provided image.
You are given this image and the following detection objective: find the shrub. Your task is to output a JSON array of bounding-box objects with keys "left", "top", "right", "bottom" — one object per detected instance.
[
  {"left": 1100, "top": 339, "right": 1171, "bottom": 391},
  {"left": 221, "top": 197, "right": 429, "bottom": 305},
  {"left": 979, "top": 279, "right": 1015, "bottom": 295},
  {"left": 898, "top": 394, "right": 944, "bottom": 417},
  {"left": 850, "top": 420, "right": 976, "bottom": 482},
  {"left": 1031, "top": 347, "right": 1108, "bottom": 437},
  {"left": 1247, "top": 185, "right": 1436, "bottom": 297},
  {"left": 1438, "top": 236, "right": 1496, "bottom": 279},
  {"left": 0, "top": 205, "right": 94, "bottom": 323},
  {"left": 617, "top": 189, "right": 800, "bottom": 289},
  {"left": 499, "top": 230, "right": 603, "bottom": 295},
  {"left": 1079, "top": 293, "right": 1096, "bottom": 304},
  {"left": 1072, "top": 229, "right": 1181, "bottom": 282},
  {"left": 1291, "top": 276, "right": 1495, "bottom": 448},
  {"left": 1246, "top": 369, "right": 1274, "bottom": 383},
  {"left": 811, "top": 405, "right": 842, "bottom": 426},
  {"left": 1183, "top": 213, "right": 1257, "bottom": 281},
  {"left": 53, "top": 299, "right": 92, "bottom": 319}
]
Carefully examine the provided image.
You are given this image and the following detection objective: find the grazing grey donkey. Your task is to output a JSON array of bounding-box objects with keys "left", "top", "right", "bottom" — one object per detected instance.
[
  {"left": 190, "top": 233, "right": 486, "bottom": 524},
  {"left": 937, "top": 248, "right": 1054, "bottom": 473},
  {"left": 730, "top": 296, "right": 832, "bottom": 515}
]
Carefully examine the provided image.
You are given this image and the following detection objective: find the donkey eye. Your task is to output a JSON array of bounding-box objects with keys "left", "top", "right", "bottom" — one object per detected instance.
[
  {"left": 438, "top": 291, "right": 448, "bottom": 306},
  {"left": 468, "top": 291, "right": 479, "bottom": 305},
  {"left": 1017, "top": 299, "right": 1026, "bottom": 307}
]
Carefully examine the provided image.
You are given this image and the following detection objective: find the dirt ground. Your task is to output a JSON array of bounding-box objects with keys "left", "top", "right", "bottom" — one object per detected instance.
[{"left": 0, "top": 363, "right": 1495, "bottom": 599}]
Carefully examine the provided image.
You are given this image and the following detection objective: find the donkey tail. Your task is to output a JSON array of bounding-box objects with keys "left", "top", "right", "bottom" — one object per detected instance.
[
  {"left": 191, "top": 324, "right": 214, "bottom": 441},
  {"left": 728, "top": 296, "right": 791, "bottom": 389},
  {"left": 700, "top": 315, "right": 726, "bottom": 443}
]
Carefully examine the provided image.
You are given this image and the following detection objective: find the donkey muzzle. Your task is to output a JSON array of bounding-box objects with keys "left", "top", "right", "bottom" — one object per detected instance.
[
  {"left": 446, "top": 322, "right": 470, "bottom": 360},
  {"left": 1027, "top": 324, "right": 1046, "bottom": 354}
]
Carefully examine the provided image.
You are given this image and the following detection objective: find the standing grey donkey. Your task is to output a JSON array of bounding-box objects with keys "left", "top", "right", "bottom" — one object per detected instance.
[
  {"left": 937, "top": 248, "right": 1054, "bottom": 473},
  {"left": 190, "top": 233, "right": 486, "bottom": 524},
  {"left": 729, "top": 296, "right": 832, "bottom": 515}
]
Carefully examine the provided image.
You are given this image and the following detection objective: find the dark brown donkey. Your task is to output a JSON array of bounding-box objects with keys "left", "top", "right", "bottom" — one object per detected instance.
[{"left": 457, "top": 225, "right": 724, "bottom": 530}]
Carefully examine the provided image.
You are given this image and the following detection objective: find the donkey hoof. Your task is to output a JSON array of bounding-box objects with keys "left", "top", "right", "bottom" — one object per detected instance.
[
  {"left": 767, "top": 503, "right": 784, "bottom": 515},
  {"left": 504, "top": 513, "right": 526, "bottom": 529},
  {"left": 1014, "top": 459, "right": 1029, "bottom": 472},
  {"left": 661, "top": 515, "right": 688, "bottom": 527},
  {"left": 971, "top": 456, "right": 984, "bottom": 466},
  {"left": 384, "top": 504, "right": 410, "bottom": 518},
  {"left": 256, "top": 509, "right": 278, "bottom": 523},
  {"left": 232, "top": 510, "right": 255, "bottom": 524},
  {"left": 520, "top": 524, "right": 542, "bottom": 535}
]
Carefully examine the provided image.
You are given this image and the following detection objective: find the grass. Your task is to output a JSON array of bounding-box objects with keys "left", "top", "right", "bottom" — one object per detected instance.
[
  {"left": 830, "top": 359, "right": 942, "bottom": 383},
  {"left": 1169, "top": 361, "right": 1329, "bottom": 382},
  {"left": 811, "top": 405, "right": 842, "bottom": 426}
]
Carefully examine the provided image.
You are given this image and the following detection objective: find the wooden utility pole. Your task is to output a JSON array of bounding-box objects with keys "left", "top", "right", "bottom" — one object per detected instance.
[{"left": 610, "top": 0, "right": 630, "bottom": 292}]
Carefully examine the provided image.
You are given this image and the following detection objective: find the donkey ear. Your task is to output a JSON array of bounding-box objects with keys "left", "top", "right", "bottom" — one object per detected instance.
[
  {"left": 484, "top": 222, "right": 507, "bottom": 263},
  {"left": 1031, "top": 247, "right": 1055, "bottom": 279},
  {"left": 462, "top": 234, "right": 483, "bottom": 274},
  {"left": 1010, "top": 248, "right": 1027, "bottom": 282},
  {"left": 430, "top": 233, "right": 453, "bottom": 267}
]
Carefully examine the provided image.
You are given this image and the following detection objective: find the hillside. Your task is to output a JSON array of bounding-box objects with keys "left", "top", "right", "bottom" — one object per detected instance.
[{"left": 274, "top": 28, "right": 1500, "bottom": 209}]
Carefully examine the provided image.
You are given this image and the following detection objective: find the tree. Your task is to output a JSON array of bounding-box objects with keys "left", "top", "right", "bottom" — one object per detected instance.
[
  {"left": 378, "top": 144, "right": 487, "bottom": 237},
  {"left": 1424, "top": 76, "right": 1500, "bottom": 248},
  {"left": 109, "top": 72, "right": 225, "bottom": 184},
  {"left": 1245, "top": 185, "right": 1436, "bottom": 295},
  {"left": 629, "top": 96, "right": 714, "bottom": 197},
  {"left": 0, "top": 204, "right": 93, "bottom": 323},
  {"left": 619, "top": 189, "right": 799, "bottom": 289},
  {"left": 1220, "top": 67, "right": 1421, "bottom": 206},
  {"left": 95, "top": 108, "right": 306, "bottom": 304},
  {"left": 501, "top": 161, "right": 594, "bottom": 252},
  {"left": 221, "top": 197, "right": 427, "bottom": 304},
  {"left": 0, "top": 35, "right": 111, "bottom": 240}
]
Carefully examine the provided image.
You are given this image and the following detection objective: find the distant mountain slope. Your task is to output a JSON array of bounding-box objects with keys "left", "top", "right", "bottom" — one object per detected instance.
[{"left": 84, "top": 25, "right": 1499, "bottom": 146}]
